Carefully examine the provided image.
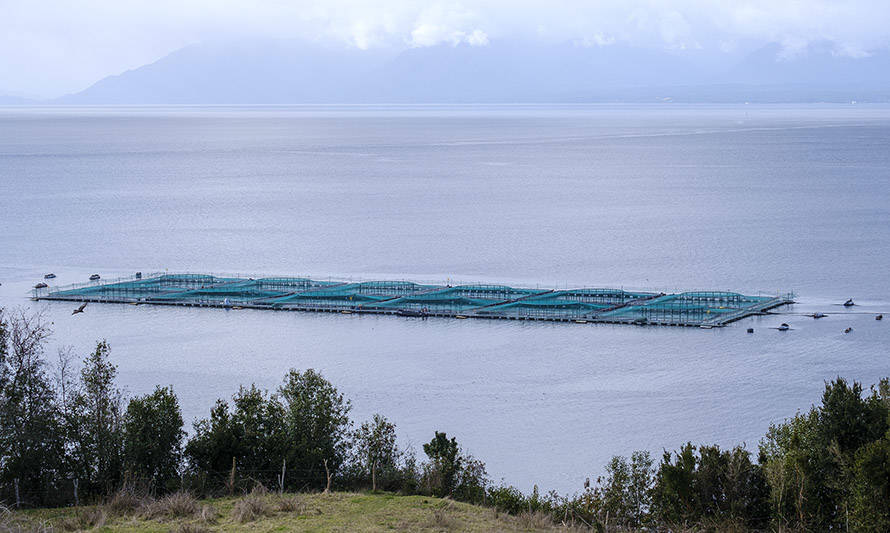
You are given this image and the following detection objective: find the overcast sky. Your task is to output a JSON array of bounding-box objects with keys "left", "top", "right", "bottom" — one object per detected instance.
[{"left": 2, "top": 0, "right": 889, "bottom": 98}]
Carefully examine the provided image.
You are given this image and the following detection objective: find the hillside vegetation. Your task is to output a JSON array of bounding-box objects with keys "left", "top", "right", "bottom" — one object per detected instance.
[
  {"left": 3, "top": 310, "right": 890, "bottom": 531},
  {"left": 5, "top": 490, "right": 570, "bottom": 533}
]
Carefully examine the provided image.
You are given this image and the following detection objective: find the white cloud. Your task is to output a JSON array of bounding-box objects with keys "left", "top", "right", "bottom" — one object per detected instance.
[
  {"left": 466, "top": 29, "right": 489, "bottom": 46},
  {"left": 1, "top": 0, "right": 889, "bottom": 97}
]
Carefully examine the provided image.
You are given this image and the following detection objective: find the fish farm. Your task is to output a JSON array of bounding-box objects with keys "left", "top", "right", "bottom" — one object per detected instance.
[{"left": 33, "top": 272, "right": 793, "bottom": 328}]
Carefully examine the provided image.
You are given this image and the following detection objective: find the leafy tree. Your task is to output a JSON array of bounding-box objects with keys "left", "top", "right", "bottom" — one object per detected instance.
[
  {"left": 185, "top": 398, "right": 237, "bottom": 477},
  {"left": 849, "top": 432, "right": 890, "bottom": 531},
  {"left": 454, "top": 454, "right": 488, "bottom": 504},
  {"left": 652, "top": 443, "right": 698, "bottom": 526},
  {"left": 123, "top": 386, "right": 185, "bottom": 492},
  {"left": 653, "top": 443, "right": 767, "bottom": 529},
  {"left": 600, "top": 451, "right": 654, "bottom": 528},
  {"left": 65, "top": 340, "right": 125, "bottom": 496},
  {"left": 353, "top": 414, "right": 398, "bottom": 491},
  {"left": 628, "top": 450, "right": 655, "bottom": 526},
  {"left": 185, "top": 385, "right": 285, "bottom": 490},
  {"left": 277, "top": 369, "right": 351, "bottom": 489},
  {"left": 0, "top": 310, "right": 64, "bottom": 505},
  {"left": 760, "top": 377, "right": 889, "bottom": 530},
  {"left": 422, "top": 431, "right": 462, "bottom": 497},
  {"left": 601, "top": 455, "right": 633, "bottom": 527}
]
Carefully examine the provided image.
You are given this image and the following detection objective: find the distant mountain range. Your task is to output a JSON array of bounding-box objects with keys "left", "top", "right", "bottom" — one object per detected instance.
[{"left": 10, "top": 39, "right": 890, "bottom": 104}]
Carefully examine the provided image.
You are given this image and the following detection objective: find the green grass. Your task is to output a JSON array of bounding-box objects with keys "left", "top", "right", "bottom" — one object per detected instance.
[{"left": 6, "top": 491, "right": 572, "bottom": 532}]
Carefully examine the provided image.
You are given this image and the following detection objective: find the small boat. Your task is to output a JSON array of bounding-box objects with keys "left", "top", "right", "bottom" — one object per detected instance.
[
  {"left": 877, "top": 314, "right": 883, "bottom": 321},
  {"left": 574, "top": 319, "right": 588, "bottom": 324},
  {"left": 44, "top": 273, "right": 56, "bottom": 279},
  {"left": 812, "top": 312, "right": 827, "bottom": 319},
  {"left": 777, "top": 323, "right": 790, "bottom": 331},
  {"left": 747, "top": 328, "right": 754, "bottom": 333},
  {"left": 89, "top": 274, "right": 100, "bottom": 281},
  {"left": 232, "top": 306, "right": 243, "bottom": 310},
  {"left": 34, "top": 282, "right": 48, "bottom": 289},
  {"left": 455, "top": 315, "right": 468, "bottom": 319},
  {"left": 632, "top": 317, "right": 648, "bottom": 325},
  {"left": 135, "top": 271, "right": 142, "bottom": 279},
  {"left": 397, "top": 309, "right": 427, "bottom": 318},
  {"left": 340, "top": 310, "right": 353, "bottom": 314},
  {"left": 700, "top": 324, "right": 713, "bottom": 329},
  {"left": 844, "top": 327, "right": 853, "bottom": 334},
  {"left": 843, "top": 299, "right": 855, "bottom": 307}
]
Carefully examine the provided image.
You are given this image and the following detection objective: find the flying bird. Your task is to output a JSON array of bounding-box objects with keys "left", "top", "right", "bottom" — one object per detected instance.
[{"left": 72, "top": 302, "right": 87, "bottom": 315}]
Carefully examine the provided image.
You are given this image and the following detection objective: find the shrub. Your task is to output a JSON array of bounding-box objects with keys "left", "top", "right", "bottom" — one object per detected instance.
[
  {"left": 57, "top": 507, "right": 106, "bottom": 531},
  {"left": 142, "top": 491, "right": 199, "bottom": 519},
  {"left": 273, "top": 493, "right": 306, "bottom": 513},
  {"left": 517, "top": 510, "right": 553, "bottom": 530},
  {"left": 104, "top": 486, "right": 148, "bottom": 516},
  {"left": 199, "top": 504, "right": 218, "bottom": 523},
  {"left": 487, "top": 485, "right": 527, "bottom": 514},
  {"left": 231, "top": 486, "right": 272, "bottom": 523}
]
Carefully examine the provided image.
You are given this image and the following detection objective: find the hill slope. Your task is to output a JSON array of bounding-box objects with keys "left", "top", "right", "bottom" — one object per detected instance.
[{"left": 12, "top": 492, "right": 570, "bottom": 532}]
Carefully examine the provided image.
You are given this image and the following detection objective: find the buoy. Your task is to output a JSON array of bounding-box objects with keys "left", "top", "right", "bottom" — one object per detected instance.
[
  {"left": 813, "top": 312, "right": 826, "bottom": 319},
  {"left": 844, "top": 327, "right": 853, "bottom": 334},
  {"left": 877, "top": 314, "right": 883, "bottom": 321}
]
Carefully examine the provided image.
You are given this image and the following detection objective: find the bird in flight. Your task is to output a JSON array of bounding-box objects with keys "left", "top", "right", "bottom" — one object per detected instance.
[{"left": 72, "top": 302, "right": 87, "bottom": 315}]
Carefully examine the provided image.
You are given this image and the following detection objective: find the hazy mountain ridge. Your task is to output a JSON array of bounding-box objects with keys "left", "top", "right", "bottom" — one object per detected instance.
[{"left": 48, "top": 39, "right": 890, "bottom": 104}]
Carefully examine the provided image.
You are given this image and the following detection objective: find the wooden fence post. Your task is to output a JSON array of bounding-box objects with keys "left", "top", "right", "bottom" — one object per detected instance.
[
  {"left": 278, "top": 458, "right": 286, "bottom": 495},
  {"left": 323, "top": 459, "right": 332, "bottom": 494},
  {"left": 14, "top": 478, "right": 20, "bottom": 508},
  {"left": 73, "top": 479, "right": 79, "bottom": 506}
]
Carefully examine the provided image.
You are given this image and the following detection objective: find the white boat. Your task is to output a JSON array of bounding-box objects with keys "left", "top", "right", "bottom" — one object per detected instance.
[
  {"left": 44, "top": 273, "right": 56, "bottom": 279},
  {"left": 813, "top": 312, "right": 827, "bottom": 319},
  {"left": 777, "top": 323, "right": 790, "bottom": 331},
  {"left": 843, "top": 299, "right": 855, "bottom": 307},
  {"left": 89, "top": 274, "right": 101, "bottom": 281}
]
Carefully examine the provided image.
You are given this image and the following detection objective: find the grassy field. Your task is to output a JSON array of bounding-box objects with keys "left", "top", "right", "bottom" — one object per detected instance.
[{"left": 4, "top": 490, "right": 574, "bottom": 532}]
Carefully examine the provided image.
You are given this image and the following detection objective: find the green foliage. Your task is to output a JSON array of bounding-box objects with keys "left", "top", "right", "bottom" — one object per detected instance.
[
  {"left": 454, "top": 455, "right": 488, "bottom": 504},
  {"left": 66, "top": 340, "right": 125, "bottom": 496},
  {"left": 597, "top": 451, "right": 654, "bottom": 529},
  {"left": 123, "top": 385, "right": 185, "bottom": 492},
  {"left": 2, "top": 312, "right": 889, "bottom": 532},
  {"left": 353, "top": 414, "right": 399, "bottom": 491},
  {"left": 759, "top": 377, "right": 890, "bottom": 530},
  {"left": 486, "top": 485, "right": 527, "bottom": 514},
  {"left": 0, "top": 310, "right": 64, "bottom": 504},
  {"left": 277, "top": 368, "right": 352, "bottom": 489},
  {"left": 422, "top": 431, "right": 462, "bottom": 497},
  {"left": 185, "top": 384, "right": 285, "bottom": 490},
  {"left": 185, "top": 369, "right": 352, "bottom": 492},
  {"left": 652, "top": 443, "right": 768, "bottom": 529}
]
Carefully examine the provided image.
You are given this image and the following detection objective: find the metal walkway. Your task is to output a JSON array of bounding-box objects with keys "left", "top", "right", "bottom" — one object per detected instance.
[{"left": 33, "top": 272, "right": 794, "bottom": 328}]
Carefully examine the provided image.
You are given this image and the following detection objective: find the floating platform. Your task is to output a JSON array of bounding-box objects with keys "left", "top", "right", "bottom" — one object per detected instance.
[{"left": 33, "top": 272, "right": 793, "bottom": 328}]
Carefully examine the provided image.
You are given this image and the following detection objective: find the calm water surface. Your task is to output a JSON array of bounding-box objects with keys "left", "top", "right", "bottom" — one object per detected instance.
[{"left": 1, "top": 104, "right": 888, "bottom": 493}]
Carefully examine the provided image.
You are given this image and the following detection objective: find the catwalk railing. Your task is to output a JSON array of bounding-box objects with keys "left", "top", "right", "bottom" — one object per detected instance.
[{"left": 33, "top": 272, "right": 794, "bottom": 328}]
